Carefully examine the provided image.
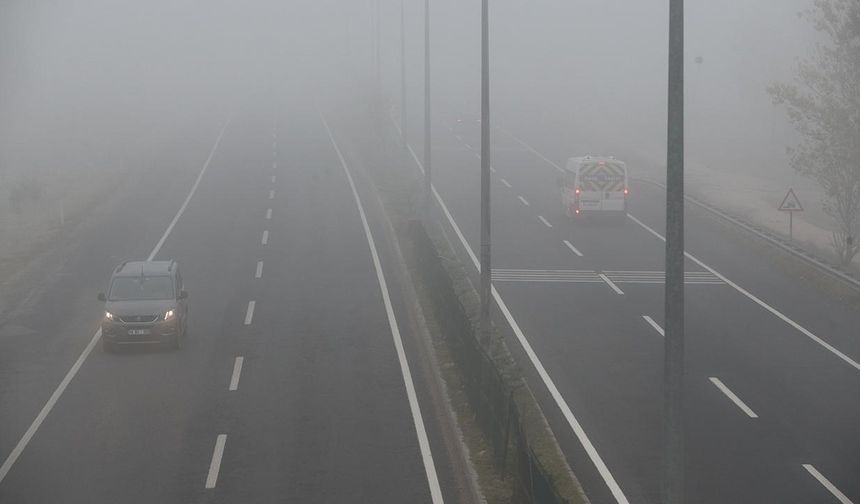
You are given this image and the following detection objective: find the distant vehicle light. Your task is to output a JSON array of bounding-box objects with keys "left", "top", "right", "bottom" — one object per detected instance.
[
  {"left": 575, "top": 187, "right": 582, "bottom": 195},
  {"left": 624, "top": 188, "right": 629, "bottom": 195}
]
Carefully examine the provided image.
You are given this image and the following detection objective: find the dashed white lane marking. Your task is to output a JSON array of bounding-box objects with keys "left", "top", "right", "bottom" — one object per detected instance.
[
  {"left": 599, "top": 273, "right": 624, "bottom": 295},
  {"left": 501, "top": 127, "right": 860, "bottom": 372},
  {"left": 803, "top": 464, "right": 854, "bottom": 504},
  {"left": 323, "top": 111, "right": 444, "bottom": 504},
  {"left": 709, "top": 377, "right": 758, "bottom": 418},
  {"left": 517, "top": 196, "right": 530, "bottom": 206},
  {"left": 271, "top": 175, "right": 277, "bottom": 183},
  {"left": 538, "top": 215, "right": 553, "bottom": 228},
  {"left": 490, "top": 166, "right": 496, "bottom": 173},
  {"left": 393, "top": 114, "right": 628, "bottom": 504},
  {"left": 229, "top": 357, "right": 244, "bottom": 391},
  {"left": 261, "top": 230, "right": 269, "bottom": 245},
  {"left": 642, "top": 315, "right": 665, "bottom": 336},
  {"left": 244, "top": 301, "right": 256, "bottom": 325},
  {"left": 563, "top": 240, "right": 584, "bottom": 257},
  {"left": 627, "top": 213, "right": 860, "bottom": 371},
  {"left": 464, "top": 143, "right": 473, "bottom": 150},
  {"left": 500, "top": 178, "right": 512, "bottom": 188},
  {"left": 265, "top": 208, "right": 272, "bottom": 220},
  {"left": 268, "top": 190, "right": 275, "bottom": 200},
  {"left": 205, "top": 434, "right": 227, "bottom": 489},
  {"left": 272, "top": 161, "right": 277, "bottom": 170},
  {"left": 255, "top": 261, "right": 263, "bottom": 279},
  {"left": 0, "top": 120, "right": 231, "bottom": 485}
]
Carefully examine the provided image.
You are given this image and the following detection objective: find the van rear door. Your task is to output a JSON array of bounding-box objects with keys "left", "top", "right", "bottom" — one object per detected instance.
[{"left": 578, "top": 160, "right": 626, "bottom": 211}]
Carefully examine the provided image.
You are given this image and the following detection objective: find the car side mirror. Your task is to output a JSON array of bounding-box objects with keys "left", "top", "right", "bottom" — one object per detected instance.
[
  {"left": 179, "top": 290, "right": 188, "bottom": 299},
  {"left": 98, "top": 292, "right": 106, "bottom": 302}
]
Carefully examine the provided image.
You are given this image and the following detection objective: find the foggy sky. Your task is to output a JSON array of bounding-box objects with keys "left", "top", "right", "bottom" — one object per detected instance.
[{"left": 1, "top": 0, "right": 818, "bottom": 178}]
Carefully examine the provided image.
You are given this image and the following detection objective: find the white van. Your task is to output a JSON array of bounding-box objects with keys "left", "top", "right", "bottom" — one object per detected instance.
[{"left": 560, "top": 156, "right": 628, "bottom": 222}]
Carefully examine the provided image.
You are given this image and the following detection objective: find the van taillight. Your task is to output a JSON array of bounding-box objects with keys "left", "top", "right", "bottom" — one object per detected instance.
[
  {"left": 575, "top": 187, "right": 581, "bottom": 195},
  {"left": 624, "top": 187, "right": 629, "bottom": 195}
]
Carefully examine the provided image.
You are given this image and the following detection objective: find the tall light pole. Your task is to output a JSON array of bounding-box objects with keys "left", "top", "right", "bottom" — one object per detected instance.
[
  {"left": 423, "top": 0, "right": 431, "bottom": 218},
  {"left": 479, "top": 0, "right": 491, "bottom": 345},
  {"left": 400, "top": 0, "right": 407, "bottom": 157},
  {"left": 375, "top": 0, "right": 381, "bottom": 95},
  {"left": 664, "top": 0, "right": 685, "bottom": 502}
]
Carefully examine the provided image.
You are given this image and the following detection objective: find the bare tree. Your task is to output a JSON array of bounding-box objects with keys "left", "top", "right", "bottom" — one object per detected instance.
[{"left": 768, "top": 0, "right": 860, "bottom": 266}]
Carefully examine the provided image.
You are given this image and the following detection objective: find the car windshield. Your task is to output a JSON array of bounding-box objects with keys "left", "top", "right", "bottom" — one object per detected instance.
[{"left": 109, "top": 276, "right": 174, "bottom": 301}]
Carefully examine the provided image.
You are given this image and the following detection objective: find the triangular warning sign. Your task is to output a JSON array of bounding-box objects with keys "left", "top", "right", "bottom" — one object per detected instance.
[{"left": 779, "top": 188, "right": 803, "bottom": 211}]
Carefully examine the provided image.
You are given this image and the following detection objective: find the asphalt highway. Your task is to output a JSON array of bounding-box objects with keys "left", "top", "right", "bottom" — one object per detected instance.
[
  {"left": 405, "top": 112, "right": 860, "bottom": 504},
  {"left": 0, "top": 109, "right": 455, "bottom": 504}
]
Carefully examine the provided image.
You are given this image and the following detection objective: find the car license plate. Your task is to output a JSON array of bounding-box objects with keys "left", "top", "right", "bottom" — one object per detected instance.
[{"left": 128, "top": 329, "right": 150, "bottom": 336}]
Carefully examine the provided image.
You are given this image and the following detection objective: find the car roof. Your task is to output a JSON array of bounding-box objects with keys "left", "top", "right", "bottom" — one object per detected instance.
[{"left": 112, "top": 260, "right": 177, "bottom": 278}]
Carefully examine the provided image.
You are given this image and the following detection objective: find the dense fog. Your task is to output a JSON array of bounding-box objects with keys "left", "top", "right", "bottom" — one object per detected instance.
[{"left": 0, "top": 0, "right": 819, "bottom": 203}]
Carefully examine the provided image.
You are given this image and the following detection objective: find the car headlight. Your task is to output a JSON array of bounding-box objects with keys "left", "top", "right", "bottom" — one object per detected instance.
[
  {"left": 163, "top": 309, "right": 176, "bottom": 321},
  {"left": 105, "top": 311, "right": 115, "bottom": 321}
]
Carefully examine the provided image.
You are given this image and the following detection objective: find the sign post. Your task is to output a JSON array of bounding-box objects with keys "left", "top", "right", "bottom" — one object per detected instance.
[{"left": 778, "top": 188, "right": 803, "bottom": 241}]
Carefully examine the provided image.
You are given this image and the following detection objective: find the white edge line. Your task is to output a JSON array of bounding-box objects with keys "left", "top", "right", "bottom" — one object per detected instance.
[
  {"left": 563, "top": 240, "right": 584, "bottom": 257},
  {"left": 391, "top": 114, "right": 629, "bottom": 504},
  {"left": 500, "top": 127, "right": 860, "bottom": 372},
  {"left": 148, "top": 121, "right": 230, "bottom": 261},
  {"left": 538, "top": 215, "right": 553, "bottom": 228},
  {"left": 627, "top": 213, "right": 860, "bottom": 371},
  {"left": 642, "top": 315, "right": 665, "bottom": 336},
  {"left": 229, "top": 357, "right": 244, "bottom": 391},
  {"left": 323, "top": 110, "right": 444, "bottom": 504},
  {"left": 255, "top": 261, "right": 263, "bottom": 279},
  {"left": 708, "top": 377, "right": 758, "bottom": 418},
  {"left": 244, "top": 301, "right": 256, "bottom": 325},
  {"left": 599, "top": 273, "right": 625, "bottom": 295},
  {"left": 205, "top": 434, "right": 227, "bottom": 489},
  {"left": 0, "top": 120, "right": 230, "bottom": 485},
  {"left": 803, "top": 464, "right": 854, "bottom": 504}
]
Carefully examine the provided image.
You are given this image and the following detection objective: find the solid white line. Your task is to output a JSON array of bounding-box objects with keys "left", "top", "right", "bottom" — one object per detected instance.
[
  {"left": 149, "top": 122, "right": 230, "bottom": 261},
  {"left": 244, "top": 301, "right": 256, "bottom": 325},
  {"left": 265, "top": 208, "right": 272, "bottom": 220},
  {"left": 323, "top": 111, "right": 444, "bottom": 504},
  {"left": 229, "top": 357, "right": 244, "bottom": 391},
  {"left": 642, "top": 315, "right": 665, "bottom": 336},
  {"left": 0, "top": 120, "right": 230, "bottom": 486},
  {"left": 393, "top": 114, "right": 628, "bottom": 503},
  {"left": 500, "top": 178, "right": 512, "bottom": 188},
  {"left": 268, "top": 190, "right": 275, "bottom": 200},
  {"left": 517, "top": 195, "right": 530, "bottom": 206},
  {"left": 255, "top": 261, "right": 263, "bottom": 279},
  {"left": 563, "top": 240, "right": 584, "bottom": 257},
  {"left": 271, "top": 175, "right": 277, "bottom": 183},
  {"left": 205, "top": 434, "right": 227, "bottom": 488},
  {"left": 626, "top": 213, "right": 860, "bottom": 371},
  {"left": 709, "top": 377, "right": 758, "bottom": 418},
  {"left": 803, "top": 464, "right": 854, "bottom": 504},
  {"left": 599, "top": 273, "right": 625, "bottom": 295},
  {"left": 262, "top": 230, "right": 269, "bottom": 245},
  {"left": 538, "top": 215, "right": 553, "bottom": 228}
]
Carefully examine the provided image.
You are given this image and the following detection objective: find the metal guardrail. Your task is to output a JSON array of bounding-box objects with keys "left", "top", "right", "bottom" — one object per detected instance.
[
  {"left": 409, "top": 219, "right": 569, "bottom": 504},
  {"left": 637, "top": 177, "right": 860, "bottom": 292}
]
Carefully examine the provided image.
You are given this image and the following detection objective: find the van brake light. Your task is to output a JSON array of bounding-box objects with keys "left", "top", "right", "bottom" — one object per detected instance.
[{"left": 624, "top": 187, "right": 629, "bottom": 195}]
